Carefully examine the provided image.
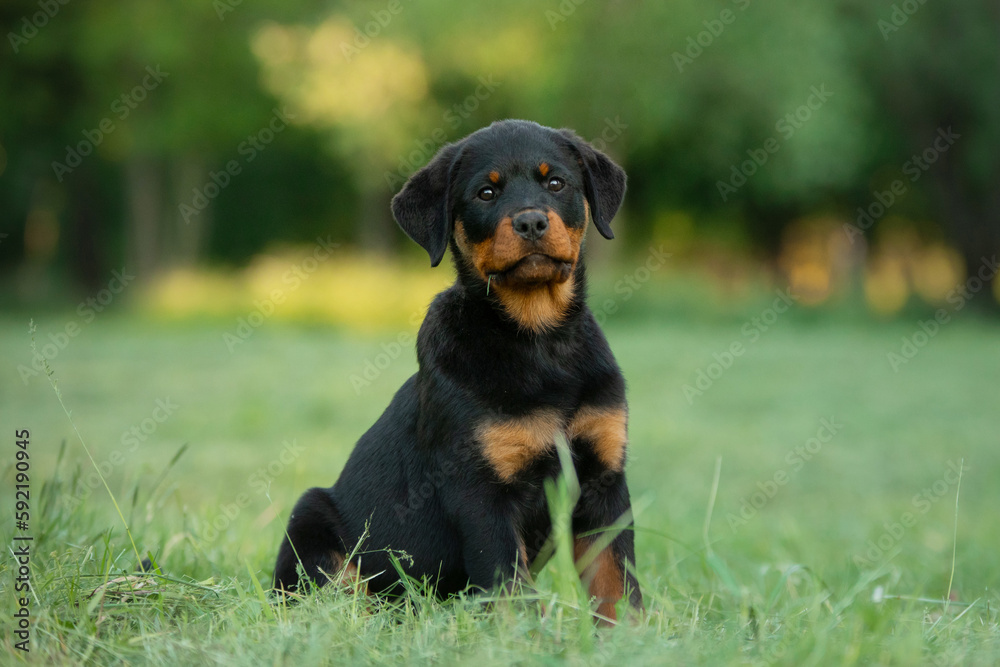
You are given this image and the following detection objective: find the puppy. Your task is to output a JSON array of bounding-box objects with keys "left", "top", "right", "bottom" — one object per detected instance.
[{"left": 273, "top": 119, "right": 642, "bottom": 621}]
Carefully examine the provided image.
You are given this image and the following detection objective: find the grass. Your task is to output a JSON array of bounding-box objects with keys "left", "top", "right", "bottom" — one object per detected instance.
[{"left": 2, "top": 278, "right": 999, "bottom": 665}]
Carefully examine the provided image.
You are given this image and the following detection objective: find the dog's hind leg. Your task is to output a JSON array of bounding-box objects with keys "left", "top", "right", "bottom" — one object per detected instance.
[{"left": 273, "top": 487, "right": 351, "bottom": 594}]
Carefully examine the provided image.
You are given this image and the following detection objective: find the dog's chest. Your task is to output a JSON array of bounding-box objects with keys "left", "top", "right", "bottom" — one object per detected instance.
[
  {"left": 467, "top": 334, "right": 582, "bottom": 405},
  {"left": 474, "top": 403, "right": 627, "bottom": 483}
]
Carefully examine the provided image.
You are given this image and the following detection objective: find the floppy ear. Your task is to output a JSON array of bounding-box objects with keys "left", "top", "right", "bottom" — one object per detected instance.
[
  {"left": 391, "top": 143, "right": 462, "bottom": 267},
  {"left": 558, "top": 129, "right": 626, "bottom": 240}
]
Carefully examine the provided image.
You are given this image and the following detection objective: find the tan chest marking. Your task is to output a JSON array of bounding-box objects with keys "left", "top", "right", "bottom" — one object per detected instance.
[
  {"left": 477, "top": 409, "right": 562, "bottom": 482},
  {"left": 566, "top": 405, "right": 628, "bottom": 471},
  {"left": 493, "top": 278, "right": 576, "bottom": 332}
]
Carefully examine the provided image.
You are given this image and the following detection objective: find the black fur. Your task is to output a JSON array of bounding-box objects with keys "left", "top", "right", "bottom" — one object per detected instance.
[{"left": 274, "top": 120, "right": 642, "bottom": 616}]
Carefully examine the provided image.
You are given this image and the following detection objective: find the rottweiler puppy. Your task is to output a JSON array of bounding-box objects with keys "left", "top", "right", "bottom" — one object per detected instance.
[{"left": 273, "top": 119, "right": 642, "bottom": 621}]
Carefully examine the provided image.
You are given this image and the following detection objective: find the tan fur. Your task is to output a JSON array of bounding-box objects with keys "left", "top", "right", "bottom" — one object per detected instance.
[
  {"left": 325, "top": 552, "right": 368, "bottom": 595},
  {"left": 494, "top": 280, "right": 576, "bottom": 332},
  {"left": 538, "top": 162, "right": 549, "bottom": 177},
  {"left": 476, "top": 409, "right": 563, "bottom": 482},
  {"left": 574, "top": 538, "right": 625, "bottom": 624},
  {"left": 454, "top": 218, "right": 525, "bottom": 279},
  {"left": 488, "top": 170, "right": 500, "bottom": 184},
  {"left": 453, "top": 219, "right": 474, "bottom": 256},
  {"left": 566, "top": 405, "right": 628, "bottom": 471},
  {"left": 454, "top": 213, "right": 585, "bottom": 332},
  {"left": 483, "top": 216, "right": 526, "bottom": 271},
  {"left": 517, "top": 538, "right": 530, "bottom": 579}
]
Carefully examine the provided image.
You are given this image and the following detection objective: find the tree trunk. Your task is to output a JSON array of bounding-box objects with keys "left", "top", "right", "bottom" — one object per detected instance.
[
  {"left": 171, "top": 155, "right": 210, "bottom": 267},
  {"left": 931, "top": 161, "right": 1000, "bottom": 312},
  {"left": 125, "top": 156, "right": 163, "bottom": 283},
  {"left": 67, "top": 167, "right": 104, "bottom": 292}
]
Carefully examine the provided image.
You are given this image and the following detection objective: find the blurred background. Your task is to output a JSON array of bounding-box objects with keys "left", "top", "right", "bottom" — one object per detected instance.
[
  {"left": 1, "top": 0, "right": 999, "bottom": 593},
  {"left": 1, "top": 0, "right": 998, "bottom": 317}
]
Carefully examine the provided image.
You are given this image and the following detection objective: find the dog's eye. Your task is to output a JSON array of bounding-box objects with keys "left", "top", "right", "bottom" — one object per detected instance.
[
  {"left": 477, "top": 187, "right": 496, "bottom": 201},
  {"left": 546, "top": 177, "right": 565, "bottom": 192}
]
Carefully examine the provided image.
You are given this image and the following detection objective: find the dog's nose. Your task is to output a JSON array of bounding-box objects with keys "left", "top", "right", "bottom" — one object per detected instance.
[{"left": 512, "top": 210, "right": 549, "bottom": 241}]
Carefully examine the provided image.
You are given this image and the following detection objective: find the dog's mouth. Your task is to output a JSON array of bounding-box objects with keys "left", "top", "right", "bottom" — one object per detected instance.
[{"left": 491, "top": 253, "right": 573, "bottom": 287}]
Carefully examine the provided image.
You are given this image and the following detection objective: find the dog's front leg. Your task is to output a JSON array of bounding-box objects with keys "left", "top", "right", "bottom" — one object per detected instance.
[
  {"left": 567, "top": 404, "right": 644, "bottom": 623},
  {"left": 571, "top": 469, "right": 643, "bottom": 623},
  {"left": 459, "top": 409, "right": 560, "bottom": 593},
  {"left": 455, "top": 492, "right": 530, "bottom": 594}
]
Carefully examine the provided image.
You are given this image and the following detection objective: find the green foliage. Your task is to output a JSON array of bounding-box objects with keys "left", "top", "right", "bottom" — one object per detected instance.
[{"left": 1, "top": 0, "right": 997, "bottom": 286}]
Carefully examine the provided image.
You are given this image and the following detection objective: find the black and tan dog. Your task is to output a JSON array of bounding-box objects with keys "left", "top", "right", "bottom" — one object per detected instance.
[{"left": 273, "top": 119, "right": 642, "bottom": 621}]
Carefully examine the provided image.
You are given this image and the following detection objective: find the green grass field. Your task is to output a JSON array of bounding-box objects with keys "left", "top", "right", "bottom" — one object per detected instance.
[{"left": 2, "top": 287, "right": 999, "bottom": 665}]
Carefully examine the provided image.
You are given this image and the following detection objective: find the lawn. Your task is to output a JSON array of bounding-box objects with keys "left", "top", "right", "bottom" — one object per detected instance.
[{"left": 2, "top": 282, "right": 999, "bottom": 665}]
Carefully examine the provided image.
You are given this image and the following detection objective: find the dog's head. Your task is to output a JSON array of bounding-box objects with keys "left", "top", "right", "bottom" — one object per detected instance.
[{"left": 392, "top": 120, "right": 626, "bottom": 332}]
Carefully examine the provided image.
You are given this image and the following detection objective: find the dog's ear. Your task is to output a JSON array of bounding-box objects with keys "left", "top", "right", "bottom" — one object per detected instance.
[
  {"left": 558, "top": 129, "right": 626, "bottom": 240},
  {"left": 391, "top": 143, "right": 463, "bottom": 267}
]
